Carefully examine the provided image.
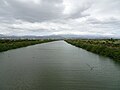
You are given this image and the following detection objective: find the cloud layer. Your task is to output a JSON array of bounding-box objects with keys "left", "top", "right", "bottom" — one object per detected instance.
[{"left": 0, "top": 0, "right": 120, "bottom": 37}]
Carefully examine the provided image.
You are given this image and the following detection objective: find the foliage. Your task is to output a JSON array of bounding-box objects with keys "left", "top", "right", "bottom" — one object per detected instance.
[
  {"left": 0, "top": 39, "right": 55, "bottom": 52},
  {"left": 65, "top": 39, "right": 120, "bottom": 61}
]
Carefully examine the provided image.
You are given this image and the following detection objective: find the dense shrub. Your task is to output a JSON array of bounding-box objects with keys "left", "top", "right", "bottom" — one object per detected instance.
[
  {"left": 65, "top": 39, "right": 120, "bottom": 61},
  {"left": 0, "top": 39, "right": 55, "bottom": 52}
]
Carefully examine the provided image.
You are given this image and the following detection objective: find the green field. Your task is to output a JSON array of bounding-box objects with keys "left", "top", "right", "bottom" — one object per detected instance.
[
  {"left": 65, "top": 39, "right": 120, "bottom": 61},
  {"left": 0, "top": 39, "right": 55, "bottom": 52}
]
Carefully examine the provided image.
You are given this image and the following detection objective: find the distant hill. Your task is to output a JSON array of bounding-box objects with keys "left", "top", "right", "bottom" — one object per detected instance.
[
  {"left": 0, "top": 35, "right": 64, "bottom": 39},
  {"left": 0, "top": 34, "right": 119, "bottom": 39},
  {"left": 58, "top": 34, "right": 119, "bottom": 39}
]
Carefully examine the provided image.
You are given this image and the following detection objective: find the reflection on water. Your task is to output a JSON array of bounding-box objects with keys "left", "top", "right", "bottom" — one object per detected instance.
[{"left": 0, "top": 41, "right": 120, "bottom": 90}]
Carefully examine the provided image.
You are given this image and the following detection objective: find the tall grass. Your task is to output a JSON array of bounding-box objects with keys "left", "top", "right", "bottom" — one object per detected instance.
[
  {"left": 65, "top": 39, "right": 120, "bottom": 61},
  {"left": 0, "top": 39, "right": 55, "bottom": 52}
]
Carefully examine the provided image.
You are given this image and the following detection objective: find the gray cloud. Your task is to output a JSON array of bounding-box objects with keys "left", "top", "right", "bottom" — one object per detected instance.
[
  {"left": 0, "top": 0, "right": 92, "bottom": 22},
  {"left": 0, "top": 0, "right": 120, "bottom": 37},
  {"left": 0, "top": 0, "right": 64, "bottom": 22}
]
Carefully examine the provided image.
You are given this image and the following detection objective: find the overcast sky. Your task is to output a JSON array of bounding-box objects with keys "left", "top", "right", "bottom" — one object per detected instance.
[{"left": 0, "top": 0, "right": 120, "bottom": 37}]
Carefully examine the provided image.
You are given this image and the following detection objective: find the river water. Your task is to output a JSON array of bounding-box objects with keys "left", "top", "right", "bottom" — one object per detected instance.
[{"left": 0, "top": 41, "right": 120, "bottom": 90}]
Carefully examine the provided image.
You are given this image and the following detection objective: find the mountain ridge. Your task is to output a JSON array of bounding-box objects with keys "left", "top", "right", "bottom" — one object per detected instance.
[{"left": 0, "top": 34, "right": 119, "bottom": 39}]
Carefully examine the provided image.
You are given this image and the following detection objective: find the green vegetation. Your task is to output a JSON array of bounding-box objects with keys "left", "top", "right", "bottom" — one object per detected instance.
[
  {"left": 65, "top": 39, "right": 120, "bottom": 61},
  {"left": 0, "top": 39, "right": 55, "bottom": 52}
]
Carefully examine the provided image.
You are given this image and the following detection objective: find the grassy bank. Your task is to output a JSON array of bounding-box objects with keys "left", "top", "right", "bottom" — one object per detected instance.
[
  {"left": 0, "top": 39, "right": 55, "bottom": 52},
  {"left": 65, "top": 39, "right": 120, "bottom": 61}
]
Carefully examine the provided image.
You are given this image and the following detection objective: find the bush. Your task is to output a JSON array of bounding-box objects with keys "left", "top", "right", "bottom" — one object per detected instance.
[
  {"left": 0, "top": 39, "right": 55, "bottom": 52},
  {"left": 65, "top": 39, "right": 120, "bottom": 61}
]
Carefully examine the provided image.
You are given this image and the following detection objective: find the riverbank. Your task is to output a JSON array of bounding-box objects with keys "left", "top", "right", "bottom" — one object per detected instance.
[
  {"left": 0, "top": 39, "right": 55, "bottom": 52},
  {"left": 65, "top": 39, "right": 120, "bottom": 61}
]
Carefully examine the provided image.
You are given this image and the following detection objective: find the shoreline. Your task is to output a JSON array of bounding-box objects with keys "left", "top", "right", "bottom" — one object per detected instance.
[
  {"left": 65, "top": 39, "right": 120, "bottom": 61},
  {"left": 0, "top": 39, "right": 55, "bottom": 52}
]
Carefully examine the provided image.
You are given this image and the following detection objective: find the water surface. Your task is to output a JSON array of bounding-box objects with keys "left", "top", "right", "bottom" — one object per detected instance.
[{"left": 0, "top": 41, "right": 120, "bottom": 90}]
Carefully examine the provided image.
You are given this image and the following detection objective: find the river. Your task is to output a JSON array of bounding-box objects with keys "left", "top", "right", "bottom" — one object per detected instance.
[{"left": 0, "top": 41, "right": 120, "bottom": 90}]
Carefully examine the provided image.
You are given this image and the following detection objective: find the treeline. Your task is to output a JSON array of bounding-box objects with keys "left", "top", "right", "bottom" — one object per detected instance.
[
  {"left": 0, "top": 39, "right": 55, "bottom": 52},
  {"left": 65, "top": 39, "right": 120, "bottom": 61}
]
